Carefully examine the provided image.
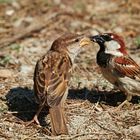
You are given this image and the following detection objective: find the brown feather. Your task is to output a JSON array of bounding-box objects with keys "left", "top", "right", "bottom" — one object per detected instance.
[
  {"left": 114, "top": 56, "right": 140, "bottom": 79},
  {"left": 49, "top": 105, "right": 68, "bottom": 135}
]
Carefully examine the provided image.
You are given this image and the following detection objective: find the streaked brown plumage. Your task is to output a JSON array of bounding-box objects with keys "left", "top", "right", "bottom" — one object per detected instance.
[{"left": 29, "top": 33, "right": 91, "bottom": 135}]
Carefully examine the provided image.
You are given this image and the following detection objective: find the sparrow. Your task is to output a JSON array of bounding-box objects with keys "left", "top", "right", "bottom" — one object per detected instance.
[
  {"left": 28, "top": 33, "right": 91, "bottom": 135},
  {"left": 90, "top": 33, "right": 140, "bottom": 109}
]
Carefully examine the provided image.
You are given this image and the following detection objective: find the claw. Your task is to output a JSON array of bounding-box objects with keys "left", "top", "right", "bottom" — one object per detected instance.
[
  {"left": 115, "top": 100, "right": 131, "bottom": 111},
  {"left": 25, "top": 115, "right": 40, "bottom": 126}
]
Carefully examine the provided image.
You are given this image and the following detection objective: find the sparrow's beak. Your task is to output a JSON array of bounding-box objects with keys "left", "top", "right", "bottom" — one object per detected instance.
[
  {"left": 80, "top": 37, "right": 92, "bottom": 47},
  {"left": 89, "top": 35, "right": 104, "bottom": 43}
]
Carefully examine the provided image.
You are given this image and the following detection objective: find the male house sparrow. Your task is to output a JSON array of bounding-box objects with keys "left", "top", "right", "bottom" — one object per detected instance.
[
  {"left": 29, "top": 33, "right": 90, "bottom": 135},
  {"left": 90, "top": 33, "right": 140, "bottom": 109}
]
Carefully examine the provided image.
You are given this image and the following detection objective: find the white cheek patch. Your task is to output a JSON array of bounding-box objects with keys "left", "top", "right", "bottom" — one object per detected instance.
[{"left": 105, "top": 40, "right": 123, "bottom": 56}]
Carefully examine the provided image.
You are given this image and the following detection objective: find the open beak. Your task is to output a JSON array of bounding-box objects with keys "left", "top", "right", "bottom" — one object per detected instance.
[{"left": 80, "top": 37, "right": 93, "bottom": 47}]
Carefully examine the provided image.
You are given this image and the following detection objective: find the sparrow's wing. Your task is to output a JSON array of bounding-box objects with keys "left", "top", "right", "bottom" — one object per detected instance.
[
  {"left": 46, "top": 53, "right": 72, "bottom": 107},
  {"left": 113, "top": 56, "right": 140, "bottom": 79},
  {"left": 33, "top": 58, "right": 46, "bottom": 104},
  {"left": 34, "top": 52, "right": 72, "bottom": 107}
]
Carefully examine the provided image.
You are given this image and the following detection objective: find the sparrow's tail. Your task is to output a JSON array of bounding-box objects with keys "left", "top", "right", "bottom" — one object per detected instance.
[{"left": 49, "top": 105, "right": 68, "bottom": 136}]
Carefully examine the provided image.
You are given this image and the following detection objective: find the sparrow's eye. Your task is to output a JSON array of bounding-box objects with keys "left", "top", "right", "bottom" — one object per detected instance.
[{"left": 74, "top": 38, "right": 79, "bottom": 42}]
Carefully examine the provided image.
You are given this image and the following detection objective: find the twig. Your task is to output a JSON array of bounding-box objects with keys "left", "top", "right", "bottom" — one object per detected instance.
[
  {"left": 93, "top": 120, "right": 122, "bottom": 137},
  {"left": 22, "top": 129, "right": 40, "bottom": 140},
  {"left": 65, "top": 132, "right": 114, "bottom": 139},
  {"left": 93, "top": 97, "right": 103, "bottom": 112},
  {"left": 67, "top": 101, "right": 87, "bottom": 107},
  {"left": 0, "top": 131, "right": 11, "bottom": 140},
  {"left": 29, "top": 132, "right": 113, "bottom": 140}
]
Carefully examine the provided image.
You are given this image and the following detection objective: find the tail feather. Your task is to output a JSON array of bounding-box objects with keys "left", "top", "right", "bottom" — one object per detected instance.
[{"left": 49, "top": 105, "right": 68, "bottom": 135}]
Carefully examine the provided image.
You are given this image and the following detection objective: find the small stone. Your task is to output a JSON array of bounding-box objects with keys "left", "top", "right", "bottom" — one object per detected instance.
[
  {"left": 20, "top": 65, "right": 33, "bottom": 74},
  {"left": 5, "top": 9, "right": 15, "bottom": 16},
  {"left": 129, "top": 125, "right": 140, "bottom": 137},
  {"left": 53, "top": 0, "right": 61, "bottom": 5},
  {"left": 8, "top": 127, "right": 13, "bottom": 131},
  {"left": 0, "top": 84, "right": 5, "bottom": 90}
]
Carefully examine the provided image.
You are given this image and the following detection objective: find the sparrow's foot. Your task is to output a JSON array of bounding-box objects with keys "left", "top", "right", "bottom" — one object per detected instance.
[
  {"left": 115, "top": 100, "right": 130, "bottom": 111},
  {"left": 25, "top": 115, "right": 40, "bottom": 126}
]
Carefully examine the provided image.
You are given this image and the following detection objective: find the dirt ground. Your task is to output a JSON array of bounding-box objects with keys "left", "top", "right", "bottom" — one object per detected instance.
[{"left": 0, "top": 0, "right": 140, "bottom": 139}]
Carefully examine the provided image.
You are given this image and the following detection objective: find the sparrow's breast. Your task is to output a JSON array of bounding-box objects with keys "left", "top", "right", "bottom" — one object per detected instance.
[
  {"left": 117, "top": 76, "right": 140, "bottom": 96},
  {"left": 100, "top": 67, "right": 118, "bottom": 85}
]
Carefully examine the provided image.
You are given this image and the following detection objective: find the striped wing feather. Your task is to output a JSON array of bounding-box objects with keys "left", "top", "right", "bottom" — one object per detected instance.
[
  {"left": 34, "top": 52, "right": 72, "bottom": 107},
  {"left": 114, "top": 56, "right": 140, "bottom": 79}
]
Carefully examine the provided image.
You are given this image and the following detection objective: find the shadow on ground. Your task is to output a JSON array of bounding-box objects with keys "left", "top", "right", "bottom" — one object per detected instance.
[
  {"left": 6, "top": 87, "right": 139, "bottom": 124},
  {"left": 5, "top": 87, "right": 48, "bottom": 126},
  {"left": 68, "top": 87, "right": 140, "bottom": 106}
]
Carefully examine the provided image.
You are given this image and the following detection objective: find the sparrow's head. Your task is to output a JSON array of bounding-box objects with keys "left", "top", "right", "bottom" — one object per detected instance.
[
  {"left": 51, "top": 33, "right": 91, "bottom": 61},
  {"left": 90, "top": 33, "right": 127, "bottom": 56}
]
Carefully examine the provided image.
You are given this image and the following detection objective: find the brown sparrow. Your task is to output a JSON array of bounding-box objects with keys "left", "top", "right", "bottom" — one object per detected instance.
[
  {"left": 90, "top": 33, "right": 140, "bottom": 109},
  {"left": 29, "top": 33, "right": 91, "bottom": 135}
]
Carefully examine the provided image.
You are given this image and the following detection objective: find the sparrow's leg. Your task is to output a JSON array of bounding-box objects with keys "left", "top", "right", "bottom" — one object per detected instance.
[
  {"left": 25, "top": 104, "right": 44, "bottom": 126},
  {"left": 116, "top": 95, "right": 132, "bottom": 110}
]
